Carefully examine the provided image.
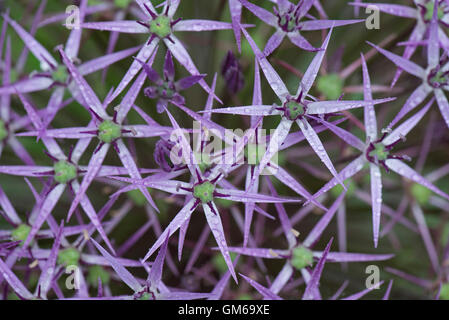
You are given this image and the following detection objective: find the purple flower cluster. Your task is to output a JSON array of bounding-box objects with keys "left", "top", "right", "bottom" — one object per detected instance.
[{"left": 0, "top": 0, "right": 448, "bottom": 300}]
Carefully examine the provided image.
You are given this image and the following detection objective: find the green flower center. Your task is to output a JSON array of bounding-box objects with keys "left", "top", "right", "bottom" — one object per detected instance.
[
  {"left": 0, "top": 120, "right": 7, "bottom": 141},
  {"left": 58, "top": 248, "right": 80, "bottom": 266},
  {"left": 135, "top": 287, "right": 159, "bottom": 300},
  {"left": 157, "top": 82, "right": 175, "bottom": 99},
  {"left": 244, "top": 143, "right": 265, "bottom": 166},
  {"left": 368, "top": 142, "right": 389, "bottom": 162},
  {"left": 11, "top": 224, "right": 31, "bottom": 242},
  {"left": 429, "top": 70, "right": 448, "bottom": 88},
  {"left": 284, "top": 101, "right": 306, "bottom": 121},
  {"left": 114, "top": 0, "right": 131, "bottom": 9},
  {"left": 98, "top": 120, "right": 121, "bottom": 143},
  {"left": 193, "top": 181, "right": 215, "bottom": 203},
  {"left": 87, "top": 265, "right": 110, "bottom": 287},
  {"left": 139, "top": 292, "right": 152, "bottom": 300},
  {"left": 440, "top": 283, "right": 449, "bottom": 300},
  {"left": 52, "top": 65, "right": 69, "bottom": 84},
  {"left": 279, "top": 14, "right": 297, "bottom": 33},
  {"left": 53, "top": 160, "right": 77, "bottom": 184},
  {"left": 291, "top": 246, "right": 314, "bottom": 270},
  {"left": 149, "top": 15, "right": 172, "bottom": 39},
  {"left": 424, "top": 2, "right": 445, "bottom": 21},
  {"left": 411, "top": 183, "right": 432, "bottom": 205},
  {"left": 317, "top": 73, "right": 344, "bottom": 100}
]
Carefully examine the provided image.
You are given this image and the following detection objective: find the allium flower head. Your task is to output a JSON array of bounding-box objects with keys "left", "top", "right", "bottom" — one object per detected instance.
[
  {"left": 81, "top": 0, "right": 243, "bottom": 104},
  {"left": 310, "top": 53, "right": 449, "bottom": 248},
  {"left": 1, "top": 0, "right": 449, "bottom": 302},
  {"left": 368, "top": 4, "right": 449, "bottom": 129},
  {"left": 239, "top": 0, "right": 363, "bottom": 55},
  {"left": 208, "top": 26, "right": 395, "bottom": 192},
  {"left": 136, "top": 51, "right": 205, "bottom": 113}
]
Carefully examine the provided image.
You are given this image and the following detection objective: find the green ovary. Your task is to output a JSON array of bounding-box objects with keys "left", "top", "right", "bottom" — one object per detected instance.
[
  {"left": 158, "top": 82, "right": 175, "bottom": 99},
  {"left": 430, "top": 71, "right": 447, "bottom": 87},
  {"left": 149, "top": 15, "right": 171, "bottom": 38},
  {"left": 411, "top": 183, "right": 432, "bottom": 205},
  {"left": 440, "top": 283, "right": 449, "bottom": 300},
  {"left": 0, "top": 120, "right": 7, "bottom": 141},
  {"left": 87, "top": 265, "right": 110, "bottom": 286},
  {"left": 279, "top": 15, "right": 296, "bottom": 32},
  {"left": 54, "top": 160, "right": 77, "bottom": 184},
  {"left": 369, "top": 143, "right": 389, "bottom": 162},
  {"left": 291, "top": 246, "right": 314, "bottom": 270},
  {"left": 193, "top": 181, "right": 215, "bottom": 203},
  {"left": 138, "top": 292, "right": 153, "bottom": 300},
  {"left": 58, "top": 248, "right": 80, "bottom": 266},
  {"left": 52, "top": 65, "right": 69, "bottom": 84},
  {"left": 12, "top": 224, "right": 31, "bottom": 242},
  {"left": 424, "top": 2, "right": 444, "bottom": 21},
  {"left": 98, "top": 120, "right": 121, "bottom": 143},
  {"left": 285, "top": 101, "right": 305, "bottom": 120},
  {"left": 317, "top": 73, "right": 344, "bottom": 100},
  {"left": 114, "top": 0, "right": 131, "bottom": 9}
]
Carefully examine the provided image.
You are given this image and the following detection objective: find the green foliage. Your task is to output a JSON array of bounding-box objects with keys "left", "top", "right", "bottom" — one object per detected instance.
[
  {"left": 331, "top": 178, "right": 356, "bottom": 198},
  {"left": 213, "top": 252, "right": 237, "bottom": 274},
  {"left": 411, "top": 183, "right": 432, "bottom": 205},
  {"left": 0, "top": 120, "right": 7, "bottom": 141}
]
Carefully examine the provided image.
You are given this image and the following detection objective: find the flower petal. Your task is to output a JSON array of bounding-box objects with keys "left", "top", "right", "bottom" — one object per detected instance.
[
  {"left": 143, "top": 198, "right": 197, "bottom": 261},
  {"left": 303, "top": 238, "right": 333, "bottom": 300},
  {"left": 240, "top": 273, "right": 282, "bottom": 300},
  {"left": 367, "top": 41, "right": 425, "bottom": 79},
  {"left": 298, "top": 28, "right": 332, "bottom": 97},
  {"left": 385, "top": 159, "right": 449, "bottom": 201},
  {"left": 91, "top": 238, "right": 142, "bottom": 293},
  {"left": 81, "top": 20, "right": 148, "bottom": 33},
  {"left": 240, "top": 26, "right": 290, "bottom": 100}
]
